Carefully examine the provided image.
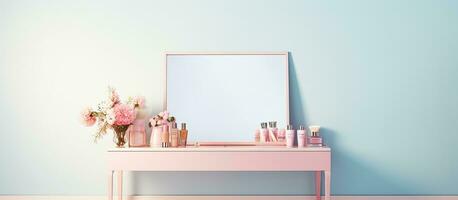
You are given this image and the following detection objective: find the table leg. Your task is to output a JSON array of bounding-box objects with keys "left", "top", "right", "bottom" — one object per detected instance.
[
  {"left": 315, "top": 171, "right": 321, "bottom": 200},
  {"left": 117, "top": 171, "right": 123, "bottom": 200},
  {"left": 108, "top": 170, "right": 113, "bottom": 200},
  {"left": 324, "top": 170, "right": 331, "bottom": 200}
]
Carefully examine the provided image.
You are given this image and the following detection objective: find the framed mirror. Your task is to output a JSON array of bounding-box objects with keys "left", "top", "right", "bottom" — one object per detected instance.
[{"left": 165, "top": 52, "right": 289, "bottom": 142}]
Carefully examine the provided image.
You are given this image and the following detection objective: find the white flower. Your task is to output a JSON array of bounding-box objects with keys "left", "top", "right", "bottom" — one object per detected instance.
[
  {"left": 97, "top": 100, "right": 113, "bottom": 113},
  {"left": 106, "top": 108, "right": 116, "bottom": 125}
]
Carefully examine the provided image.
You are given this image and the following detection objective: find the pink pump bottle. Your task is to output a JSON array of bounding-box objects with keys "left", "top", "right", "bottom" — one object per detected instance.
[
  {"left": 297, "top": 125, "right": 307, "bottom": 148},
  {"left": 286, "top": 125, "right": 295, "bottom": 148},
  {"left": 260, "top": 122, "right": 269, "bottom": 143}
]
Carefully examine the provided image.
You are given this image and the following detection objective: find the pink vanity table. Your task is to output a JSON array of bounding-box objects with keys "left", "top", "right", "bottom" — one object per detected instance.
[{"left": 107, "top": 146, "right": 331, "bottom": 200}]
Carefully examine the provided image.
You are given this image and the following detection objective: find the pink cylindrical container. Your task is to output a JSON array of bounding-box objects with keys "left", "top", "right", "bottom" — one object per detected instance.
[
  {"left": 150, "top": 126, "right": 163, "bottom": 147},
  {"left": 254, "top": 129, "right": 260, "bottom": 142},
  {"left": 260, "top": 122, "right": 269, "bottom": 143},
  {"left": 286, "top": 125, "right": 295, "bottom": 148},
  {"left": 297, "top": 125, "right": 307, "bottom": 148}
]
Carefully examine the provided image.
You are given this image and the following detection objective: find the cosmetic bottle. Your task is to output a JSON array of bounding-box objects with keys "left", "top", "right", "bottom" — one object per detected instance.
[
  {"left": 161, "top": 125, "right": 170, "bottom": 148},
  {"left": 297, "top": 125, "right": 307, "bottom": 148},
  {"left": 170, "top": 122, "right": 179, "bottom": 147},
  {"left": 260, "top": 122, "right": 269, "bottom": 143},
  {"left": 308, "top": 126, "right": 323, "bottom": 147},
  {"left": 277, "top": 128, "right": 286, "bottom": 142},
  {"left": 254, "top": 129, "right": 260, "bottom": 142},
  {"left": 286, "top": 125, "right": 295, "bottom": 148},
  {"left": 180, "top": 123, "right": 188, "bottom": 147},
  {"left": 268, "top": 121, "right": 278, "bottom": 142}
]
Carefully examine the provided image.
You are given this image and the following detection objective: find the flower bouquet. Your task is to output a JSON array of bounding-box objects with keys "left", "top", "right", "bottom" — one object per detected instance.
[
  {"left": 148, "top": 110, "right": 176, "bottom": 147},
  {"left": 148, "top": 110, "right": 175, "bottom": 127},
  {"left": 81, "top": 87, "right": 144, "bottom": 147}
]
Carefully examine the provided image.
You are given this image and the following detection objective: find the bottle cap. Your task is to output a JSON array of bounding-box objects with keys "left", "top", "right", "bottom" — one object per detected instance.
[
  {"left": 171, "top": 122, "right": 177, "bottom": 128},
  {"left": 287, "top": 124, "right": 293, "bottom": 130},
  {"left": 269, "top": 121, "right": 277, "bottom": 128},
  {"left": 181, "top": 123, "right": 186, "bottom": 129},
  {"left": 311, "top": 131, "right": 319, "bottom": 137},
  {"left": 299, "top": 125, "right": 305, "bottom": 130},
  {"left": 261, "top": 122, "right": 268, "bottom": 129}
]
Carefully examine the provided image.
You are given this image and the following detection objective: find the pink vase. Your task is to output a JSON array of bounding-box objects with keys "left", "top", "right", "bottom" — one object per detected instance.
[{"left": 150, "top": 126, "right": 163, "bottom": 147}]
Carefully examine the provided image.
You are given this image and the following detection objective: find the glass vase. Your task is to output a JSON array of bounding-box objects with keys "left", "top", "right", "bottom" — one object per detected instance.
[{"left": 112, "top": 125, "right": 129, "bottom": 148}]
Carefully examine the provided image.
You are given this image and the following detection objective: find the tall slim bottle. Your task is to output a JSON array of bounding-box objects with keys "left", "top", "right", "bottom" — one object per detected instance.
[
  {"left": 170, "top": 122, "right": 179, "bottom": 147},
  {"left": 180, "top": 123, "right": 188, "bottom": 147}
]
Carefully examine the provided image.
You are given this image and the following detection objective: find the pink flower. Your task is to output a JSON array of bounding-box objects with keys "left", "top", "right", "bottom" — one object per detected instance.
[
  {"left": 108, "top": 87, "right": 120, "bottom": 106},
  {"left": 81, "top": 107, "right": 96, "bottom": 126},
  {"left": 112, "top": 104, "right": 136, "bottom": 126},
  {"left": 133, "top": 96, "right": 145, "bottom": 108},
  {"left": 162, "top": 110, "right": 169, "bottom": 119}
]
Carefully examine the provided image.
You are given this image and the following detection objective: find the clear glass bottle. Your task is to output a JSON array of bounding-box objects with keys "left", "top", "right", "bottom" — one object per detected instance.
[{"left": 180, "top": 123, "right": 188, "bottom": 147}]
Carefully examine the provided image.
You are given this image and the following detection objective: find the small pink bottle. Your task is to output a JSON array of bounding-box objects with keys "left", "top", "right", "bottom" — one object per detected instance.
[
  {"left": 254, "top": 129, "right": 260, "bottom": 142},
  {"left": 297, "top": 125, "right": 307, "bottom": 148},
  {"left": 259, "top": 122, "right": 269, "bottom": 143},
  {"left": 286, "top": 125, "right": 295, "bottom": 148},
  {"left": 308, "top": 126, "right": 323, "bottom": 147}
]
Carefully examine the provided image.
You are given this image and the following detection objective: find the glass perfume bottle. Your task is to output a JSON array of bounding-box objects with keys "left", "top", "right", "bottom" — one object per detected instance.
[
  {"left": 170, "top": 122, "right": 179, "bottom": 147},
  {"left": 161, "top": 124, "right": 170, "bottom": 148},
  {"left": 180, "top": 123, "right": 188, "bottom": 147},
  {"left": 128, "top": 119, "right": 147, "bottom": 147},
  {"left": 308, "top": 126, "right": 323, "bottom": 147}
]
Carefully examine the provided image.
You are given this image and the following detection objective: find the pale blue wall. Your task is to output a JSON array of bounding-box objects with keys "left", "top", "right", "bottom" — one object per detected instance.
[{"left": 0, "top": 0, "right": 457, "bottom": 196}]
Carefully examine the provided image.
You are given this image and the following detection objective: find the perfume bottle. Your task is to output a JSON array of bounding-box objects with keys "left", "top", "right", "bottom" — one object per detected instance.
[
  {"left": 161, "top": 124, "right": 170, "bottom": 148},
  {"left": 180, "top": 123, "right": 188, "bottom": 147},
  {"left": 308, "top": 126, "right": 323, "bottom": 147},
  {"left": 254, "top": 129, "right": 260, "bottom": 142},
  {"left": 260, "top": 122, "right": 269, "bottom": 143},
  {"left": 268, "top": 121, "right": 278, "bottom": 142},
  {"left": 128, "top": 119, "right": 147, "bottom": 147},
  {"left": 170, "top": 122, "right": 179, "bottom": 147},
  {"left": 277, "top": 128, "right": 286, "bottom": 142},
  {"left": 297, "top": 125, "right": 307, "bottom": 148},
  {"left": 286, "top": 125, "right": 295, "bottom": 148}
]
